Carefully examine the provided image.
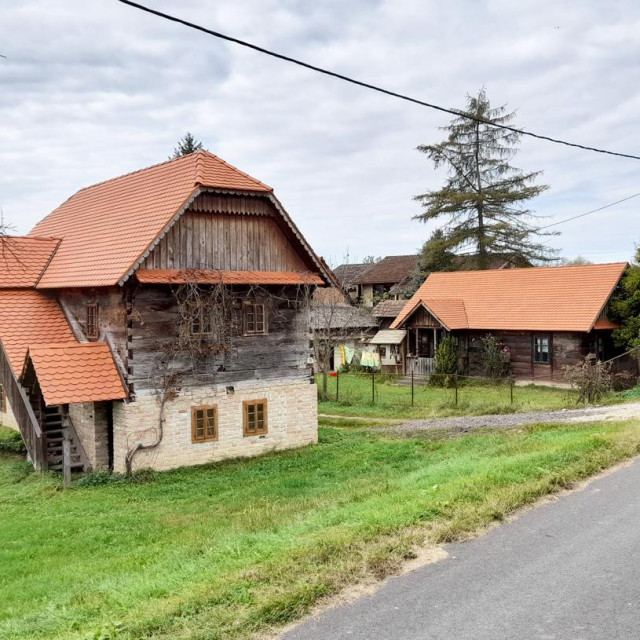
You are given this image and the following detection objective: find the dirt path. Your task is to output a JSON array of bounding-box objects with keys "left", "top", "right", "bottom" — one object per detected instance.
[{"left": 374, "top": 401, "right": 640, "bottom": 435}]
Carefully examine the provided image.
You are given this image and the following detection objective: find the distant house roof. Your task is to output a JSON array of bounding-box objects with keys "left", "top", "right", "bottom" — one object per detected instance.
[
  {"left": 372, "top": 300, "right": 407, "bottom": 318},
  {"left": 23, "top": 343, "right": 127, "bottom": 405},
  {"left": 391, "top": 263, "right": 627, "bottom": 333},
  {"left": 310, "top": 305, "right": 378, "bottom": 331},
  {"left": 355, "top": 255, "right": 419, "bottom": 285},
  {"left": 333, "top": 263, "right": 370, "bottom": 286},
  {"left": 27, "top": 150, "right": 330, "bottom": 289},
  {"left": 0, "top": 237, "right": 60, "bottom": 288}
]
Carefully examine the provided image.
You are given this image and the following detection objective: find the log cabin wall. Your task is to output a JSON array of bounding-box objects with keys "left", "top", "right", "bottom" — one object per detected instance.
[
  {"left": 141, "top": 194, "right": 311, "bottom": 273},
  {"left": 466, "top": 330, "right": 584, "bottom": 381},
  {"left": 57, "top": 288, "right": 128, "bottom": 359},
  {"left": 127, "top": 284, "right": 311, "bottom": 393},
  {"left": 404, "top": 306, "right": 441, "bottom": 328}
]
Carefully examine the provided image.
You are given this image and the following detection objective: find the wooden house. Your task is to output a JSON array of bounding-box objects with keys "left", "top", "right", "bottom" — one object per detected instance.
[
  {"left": 335, "top": 255, "right": 419, "bottom": 306},
  {"left": 0, "top": 151, "right": 332, "bottom": 473},
  {"left": 391, "top": 263, "right": 627, "bottom": 381}
]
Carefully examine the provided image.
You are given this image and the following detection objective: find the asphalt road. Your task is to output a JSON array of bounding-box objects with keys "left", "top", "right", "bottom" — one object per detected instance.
[{"left": 283, "top": 458, "right": 640, "bottom": 640}]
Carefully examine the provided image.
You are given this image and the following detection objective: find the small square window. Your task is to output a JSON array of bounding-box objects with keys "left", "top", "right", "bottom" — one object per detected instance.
[
  {"left": 86, "top": 303, "right": 99, "bottom": 339},
  {"left": 191, "top": 309, "right": 213, "bottom": 335},
  {"left": 243, "top": 303, "right": 267, "bottom": 335},
  {"left": 191, "top": 405, "right": 218, "bottom": 442},
  {"left": 243, "top": 399, "right": 268, "bottom": 436},
  {"left": 533, "top": 335, "right": 551, "bottom": 364}
]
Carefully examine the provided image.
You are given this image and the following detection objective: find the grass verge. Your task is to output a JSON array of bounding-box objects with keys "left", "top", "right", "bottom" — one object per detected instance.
[
  {"left": 1, "top": 420, "right": 639, "bottom": 640},
  {"left": 317, "top": 374, "right": 622, "bottom": 420}
]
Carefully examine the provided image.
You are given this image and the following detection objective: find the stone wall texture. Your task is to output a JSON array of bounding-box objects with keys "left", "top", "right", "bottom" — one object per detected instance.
[
  {"left": 0, "top": 394, "right": 19, "bottom": 431},
  {"left": 112, "top": 378, "right": 318, "bottom": 473},
  {"left": 68, "top": 401, "right": 110, "bottom": 470}
]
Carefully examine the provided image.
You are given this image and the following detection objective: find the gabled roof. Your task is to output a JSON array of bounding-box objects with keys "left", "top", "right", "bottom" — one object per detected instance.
[
  {"left": 372, "top": 300, "right": 407, "bottom": 318},
  {"left": 0, "top": 290, "right": 76, "bottom": 372},
  {"left": 333, "top": 263, "right": 370, "bottom": 286},
  {"left": 391, "top": 263, "right": 627, "bottom": 332},
  {"left": 23, "top": 343, "right": 127, "bottom": 405},
  {"left": 29, "top": 151, "right": 275, "bottom": 289},
  {"left": 136, "top": 268, "right": 323, "bottom": 286},
  {"left": 355, "top": 255, "right": 419, "bottom": 285},
  {"left": 0, "top": 237, "right": 60, "bottom": 288}
]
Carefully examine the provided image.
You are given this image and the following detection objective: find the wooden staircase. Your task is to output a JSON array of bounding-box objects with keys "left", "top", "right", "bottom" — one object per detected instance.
[{"left": 41, "top": 406, "right": 86, "bottom": 472}]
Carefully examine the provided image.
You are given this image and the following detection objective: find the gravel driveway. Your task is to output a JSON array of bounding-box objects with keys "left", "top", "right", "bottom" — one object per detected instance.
[{"left": 375, "top": 401, "right": 640, "bottom": 435}]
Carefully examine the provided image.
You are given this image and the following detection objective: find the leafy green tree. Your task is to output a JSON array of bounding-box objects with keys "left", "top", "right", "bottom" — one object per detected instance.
[
  {"left": 610, "top": 249, "right": 640, "bottom": 348},
  {"left": 414, "top": 89, "right": 555, "bottom": 269},
  {"left": 171, "top": 132, "right": 204, "bottom": 158}
]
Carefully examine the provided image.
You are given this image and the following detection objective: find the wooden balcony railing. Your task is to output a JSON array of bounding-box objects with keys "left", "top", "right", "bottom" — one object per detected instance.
[{"left": 0, "top": 340, "right": 46, "bottom": 470}]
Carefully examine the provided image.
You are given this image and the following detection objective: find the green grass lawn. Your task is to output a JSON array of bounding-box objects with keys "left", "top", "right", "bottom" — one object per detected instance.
[
  {"left": 2, "top": 420, "right": 640, "bottom": 640},
  {"left": 317, "top": 373, "right": 622, "bottom": 420}
]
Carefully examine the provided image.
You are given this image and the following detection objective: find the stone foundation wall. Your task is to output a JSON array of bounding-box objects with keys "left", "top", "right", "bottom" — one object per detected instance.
[
  {"left": 112, "top": 378, "right": 318, "bottom": 473},
  {"left": 68, "top": 402, "right": 110, "bottom": 470},
  {"left": 0, "top": 395, "right": 19, "bottom": 431}
]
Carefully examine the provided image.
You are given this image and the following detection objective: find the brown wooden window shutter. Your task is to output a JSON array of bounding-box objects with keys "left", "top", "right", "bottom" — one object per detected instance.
[
  {"left": 191, "top": 405, "right": 218, "bottom": 442},
  {"left": 243, "top": 399, "right": 268, "bottom": 436},
  {"left": 86, "top": 303, "right": 99, "bottom": 339},
  {"left": 243, "top": 302, "right": 268, "bottom": 335}
]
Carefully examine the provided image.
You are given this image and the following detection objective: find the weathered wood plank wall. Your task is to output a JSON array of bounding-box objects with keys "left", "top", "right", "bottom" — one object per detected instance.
[
  {"left": 127, "top": 285, "right": 311, "bottom": 392},
  {"left": 142, "top": 193, "right": 311, "bottom": 273}
]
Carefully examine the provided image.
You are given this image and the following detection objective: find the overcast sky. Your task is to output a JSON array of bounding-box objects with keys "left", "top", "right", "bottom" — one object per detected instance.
[{"left": 1, "top": 0, "right": 639, "bottom": 266}]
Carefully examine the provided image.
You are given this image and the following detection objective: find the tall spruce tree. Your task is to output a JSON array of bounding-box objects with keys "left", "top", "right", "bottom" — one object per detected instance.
[
  {"left": 414, "top": 89, "right": 555, "bottom": 269},
  {"left": 171, "top": 132, "right": 204, "bottom": 159}
]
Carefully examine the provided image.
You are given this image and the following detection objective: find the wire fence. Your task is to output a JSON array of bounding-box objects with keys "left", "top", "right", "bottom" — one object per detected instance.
[{"left": 317, "top": 371, "right": 579, "bottom": 412}]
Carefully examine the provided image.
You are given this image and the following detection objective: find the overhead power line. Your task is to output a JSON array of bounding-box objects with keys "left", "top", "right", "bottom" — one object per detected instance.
[
  {"left": 537, "top": 192, "right": 640, "bottom": 230},
  {"left": 116, "top": 0, "right": 640, "bottom": 161}
]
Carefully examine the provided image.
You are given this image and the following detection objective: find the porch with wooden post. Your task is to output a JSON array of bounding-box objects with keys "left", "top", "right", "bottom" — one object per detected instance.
[{"left": 404, "top": 305, "right": 446, "bottom": 377}]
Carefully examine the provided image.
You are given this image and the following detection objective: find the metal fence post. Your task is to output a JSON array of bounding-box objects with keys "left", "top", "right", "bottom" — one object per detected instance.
[
  {"left": 411, "top": 370, "right": 414, "bottom": 406},
  {"left": 372, "top": 370, "right": 375, "bottom": 405},
  {"left": 455, "top": 374, "right": 458, "bottom": 406},
  {"left": 510, "top": 377, "right": 514, "bottom": 404},
  {"left": 336, "top": 371, "right": 339, "bottom": 402}
]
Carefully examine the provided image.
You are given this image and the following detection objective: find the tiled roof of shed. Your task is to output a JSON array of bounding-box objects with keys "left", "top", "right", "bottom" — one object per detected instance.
[
  {"left": 136, "top": 268, "right": 323, "bottom": 286},
  {"left": 372, "top": 300, "right": 407, "bottom": 318},
  {"left": 25, "top": 343, "right": 127, "bottom": 405},
  {"left": 391, "top": 263, "right": 627, "bottom": 332},
  {"left": 0, "top": 237, "right": 60, "bottom": 288},
  {"left": 30, "top": 151, "right": 272, "bottom": 289},
  {"left": 0, "top": 290, "right": 76, "bottom": 372}
]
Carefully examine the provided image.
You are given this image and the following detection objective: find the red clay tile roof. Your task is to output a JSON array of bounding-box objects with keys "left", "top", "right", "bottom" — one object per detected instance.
[
  {"left": 30, "top": 151, "right": 272, "bottom": 289},
  {"left": 0, "top": 237, "right": 60, "bottom": 288},
  {"left": 391, "top": 263, "right": 627, "bottom": 332},
  {"left": 356, "top": 255, "right": 419, "bottom": 285},
  {"left": 0, "top": 290, "right": 76, "bottom": 372},
  {"left": 136, "top": 268, "right": 324, "bottom": 286},
  {"left": 25, "top": 343, "right": 127, "bottom": 405}
]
